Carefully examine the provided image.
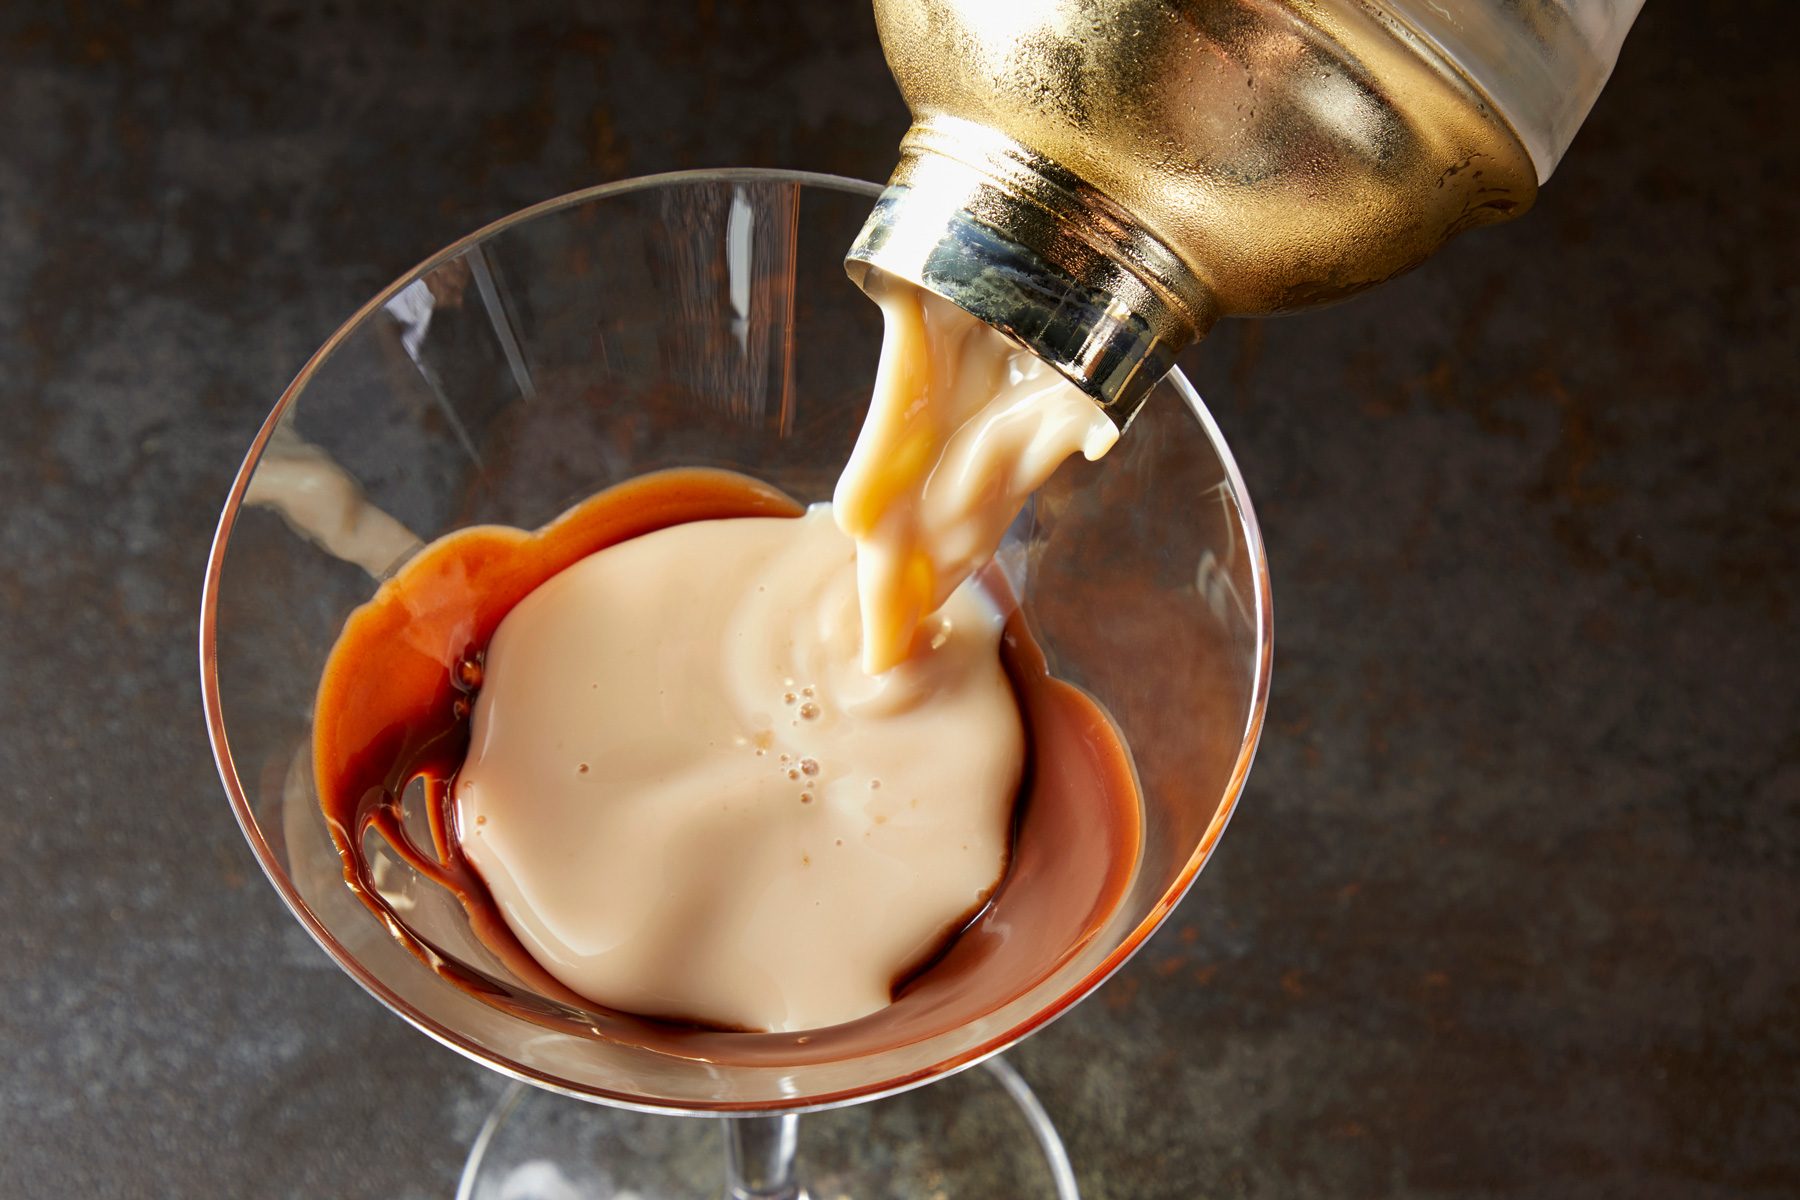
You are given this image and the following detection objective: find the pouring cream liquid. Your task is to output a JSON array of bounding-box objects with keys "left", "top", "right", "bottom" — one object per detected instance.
[
  {"left": 453, "top": 509, "right": 1025, "bottom": 1032},
  {"left": 835, "top": 274, "right": 1118, "bottom": 674},
  {"left": 317, "top": 277, "right": 1127, "bottom": 1034}
]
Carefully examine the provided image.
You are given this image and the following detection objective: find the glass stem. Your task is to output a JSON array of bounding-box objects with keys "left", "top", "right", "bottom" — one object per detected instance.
[{"left": 722, "top": 1114, "right": 803, "bottom": 1200}]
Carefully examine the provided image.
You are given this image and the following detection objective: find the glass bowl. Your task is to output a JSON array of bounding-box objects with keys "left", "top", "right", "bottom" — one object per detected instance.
[{"left": 200, "top": 167, "right": 1270, "bottom": 1188}]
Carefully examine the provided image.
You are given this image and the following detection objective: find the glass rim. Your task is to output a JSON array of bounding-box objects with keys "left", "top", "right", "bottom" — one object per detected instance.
[{"left": 198, "top": 166, "right": 1274, "bottom": 1115}]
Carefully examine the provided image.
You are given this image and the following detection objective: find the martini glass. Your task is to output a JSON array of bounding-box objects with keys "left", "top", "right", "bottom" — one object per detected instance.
[{"left": 201, "top": 169, "right": 1271, "bottom": 1197}]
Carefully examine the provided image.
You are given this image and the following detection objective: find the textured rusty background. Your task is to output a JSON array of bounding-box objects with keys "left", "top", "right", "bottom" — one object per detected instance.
[{"left": 0, "top": 1, "right": 1794, "bottom": 1196}]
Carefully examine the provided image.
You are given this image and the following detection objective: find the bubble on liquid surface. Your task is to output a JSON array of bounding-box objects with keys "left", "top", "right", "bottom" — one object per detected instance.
[
  {"left": 455, "top": 653, "right": 484, "bottom": 690},
  {"left": 799, "top": 757, "right": 819, "bottom": 777},
  {"left": 798, "top": 702, "right": 821, "bottom": 720}
]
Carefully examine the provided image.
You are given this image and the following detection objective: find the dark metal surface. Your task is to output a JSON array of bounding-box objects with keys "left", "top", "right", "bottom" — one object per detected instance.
[{"left": 1, "top": 2, "right": 1793, "bottom": 1196}]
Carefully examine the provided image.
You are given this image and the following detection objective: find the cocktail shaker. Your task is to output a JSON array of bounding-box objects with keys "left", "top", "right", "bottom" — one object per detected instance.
[{"left": 846, "top": 0, "right": 1643, "bottom": 427}]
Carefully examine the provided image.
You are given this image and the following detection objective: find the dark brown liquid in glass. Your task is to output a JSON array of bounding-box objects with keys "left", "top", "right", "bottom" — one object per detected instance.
[{"left": 314, "top": 468, "right": 1141, "bottom": 1066}]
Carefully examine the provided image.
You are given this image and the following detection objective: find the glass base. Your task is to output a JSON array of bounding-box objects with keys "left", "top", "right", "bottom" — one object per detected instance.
[{"left": 457, "top": 1057, "right": 1079, "bottom": 1200}]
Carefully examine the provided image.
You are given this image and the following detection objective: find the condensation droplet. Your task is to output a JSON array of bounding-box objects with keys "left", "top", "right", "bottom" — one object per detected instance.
[
  {"left": 787, "top": 768, "right": 801, "bottom": 781},
  {"left": 783, "top": 692, "right": 797, "bottom": 704},
  {"left": 869, "top": 779, "right": 881, "bottom": 790},
  {"left": 799, "top": 792, "right": 813, "bottom": 804},
  {"left": 802, "top": 686, "right": 814, "bottom": 698},
  {"left": 799, "top": 757, "right": 819, "bottom": 777},
  {"left": 577, "top": 763, "right": 590, "bottom": 775},
  {"left": 798, "top": 702, "right": 820, "bottom": 720}
]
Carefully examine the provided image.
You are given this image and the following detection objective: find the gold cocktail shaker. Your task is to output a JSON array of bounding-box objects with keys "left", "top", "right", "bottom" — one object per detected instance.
[{"left": 845, "top": 0, "right": 1634, "bottom": 427}]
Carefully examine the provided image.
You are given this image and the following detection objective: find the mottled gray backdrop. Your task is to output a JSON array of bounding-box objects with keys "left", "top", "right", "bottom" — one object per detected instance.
[{"left": 0, "top": 2, "right": 1794, "bottom": 1197}]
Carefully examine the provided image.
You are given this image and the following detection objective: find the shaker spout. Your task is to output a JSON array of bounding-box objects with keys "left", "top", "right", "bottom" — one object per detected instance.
[{"left": 845, "top": 117, "right": 1214, "bottom": 430}]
